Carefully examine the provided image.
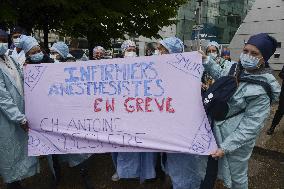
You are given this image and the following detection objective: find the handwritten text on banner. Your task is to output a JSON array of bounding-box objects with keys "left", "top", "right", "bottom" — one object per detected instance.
[{"left": 25, "top": 51, "right": 217, "bottom": 156}]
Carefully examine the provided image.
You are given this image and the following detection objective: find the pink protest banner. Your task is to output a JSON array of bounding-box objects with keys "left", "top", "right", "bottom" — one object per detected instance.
[{"left": 24, "top": 51, "right": 217, "bottom": 156}]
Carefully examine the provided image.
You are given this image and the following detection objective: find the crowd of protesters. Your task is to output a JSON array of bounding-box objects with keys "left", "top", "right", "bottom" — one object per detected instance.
[{"left": 0, "top": 26, "right": 282, "bottom": 189}]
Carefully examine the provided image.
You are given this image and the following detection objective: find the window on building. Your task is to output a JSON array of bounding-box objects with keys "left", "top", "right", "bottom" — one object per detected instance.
[
  {"left": 227, "top": 16, "right": 234, "bottom": 25},
  {"left": 204, "top": 16, "right": 208, "bottom": 22},
  {"left": 236, "top": 16, "right": 241, "bottom": 24},
  {"left": 274, "top": 53, "right": 280, "bottom": 59},
  {"left": 277, "top": 42, "right": 281, "bottom": 48}
]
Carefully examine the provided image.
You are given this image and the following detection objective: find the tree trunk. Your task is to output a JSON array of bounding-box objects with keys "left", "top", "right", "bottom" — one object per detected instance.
[
  {"left": 43, "top": 14, "right": 49, "bottom": 53},
  {"left": 87, "top": 33, "right": 95, "bottom": 60}
]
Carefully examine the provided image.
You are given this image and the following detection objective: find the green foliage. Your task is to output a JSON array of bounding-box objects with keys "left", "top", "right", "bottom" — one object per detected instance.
[{"left": 0, "top": 0, "right": 187, "bottom": 48}]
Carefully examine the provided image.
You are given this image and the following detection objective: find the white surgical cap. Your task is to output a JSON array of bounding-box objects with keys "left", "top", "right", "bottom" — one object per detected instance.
[
  {"left": 121, "top": 40, "right": 136, "bottom": 52},
  {"left": 19, "top": 35, "right": 39, "bottom": 54},
  {"left": 51, "top": 42, "right": 69, "bottom": 59},
  {"left": 159, "top": 37, "right": 184, "bottom": 54},
  {"left": 93, "top": 46, "right": 105, "bottom": 53}
]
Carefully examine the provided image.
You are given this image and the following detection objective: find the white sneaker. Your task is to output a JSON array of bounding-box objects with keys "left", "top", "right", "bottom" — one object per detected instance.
[{"left": 111, "top": 172, "right": 120, "bottom": 181}]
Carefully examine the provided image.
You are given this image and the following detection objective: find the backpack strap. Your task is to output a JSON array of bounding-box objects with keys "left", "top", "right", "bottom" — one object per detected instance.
[
  {"left": 8, "top": 49, "right": 13, "bottom": 56},
  {"left": 228, "top": 63, "right": 238, "bottom": 76},
  {"left": 219, "top": 59, "right": 226, "bottom": 69},
  {"left": 239, "top": 78, "right": 273, "bottom": 103},
  {"left": 228, "top": 62, "right": 243, "bottom": 78}
]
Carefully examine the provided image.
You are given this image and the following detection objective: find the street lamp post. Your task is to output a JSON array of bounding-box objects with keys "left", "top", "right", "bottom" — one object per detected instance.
[
  {"left": 197, "top": 0, "right": 203, "bottom": 50},
  {"left": 180, "top": 14, "right": 186, "bottom": 44}
]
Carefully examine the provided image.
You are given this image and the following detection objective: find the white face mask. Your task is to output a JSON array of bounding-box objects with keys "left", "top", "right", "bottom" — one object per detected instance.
[
  {"left": 0, "top": 43, "right": 8, "bottom": 55},
  {"left": 208, "top": 52, "right": 218, "bottom": 59},
  {"left": 50, "top": 54, "right": 57, "bottom": 60},
  {"left": 13, "top": 38, "right": 20, "bottom": 47},
  {"left": 152, "top": 50, "right": 161, "bottom": 56},
  {"left": 124, "top": 51, "right": 137, "bottom": 58},
  {"left": 50, "top": 53, "right": 63, "bottom": 63}
]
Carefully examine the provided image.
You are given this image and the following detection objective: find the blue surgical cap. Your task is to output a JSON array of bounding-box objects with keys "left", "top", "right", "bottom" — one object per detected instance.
[
  {"left": 247, "top": 33, "right": 277, "bottom": 62},
  {"left": 19, "top": 35, "right": 39, "bottom": 54},
  {"left": 159, "top": 37, "right": 184, "bottom": 54},
  {"left": 221, "top": 49, "right": 230, "bottom": 56},
  {"left": 51, "top": 41, "right": 69, "bottom": 59},
  {"left": 0, "top": 29, "right": 8, "bottom": 39}
]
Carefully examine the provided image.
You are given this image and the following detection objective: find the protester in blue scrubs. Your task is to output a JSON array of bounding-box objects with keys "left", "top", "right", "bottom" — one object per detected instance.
[
  {"left": 157, "top": 37, "right": 208, "bottom": 189},
  {"left": 201, "top": 33, "right": 280, "bottom": 189},
  {"left": 111, "top": 40, "right": 158, "bottom": 183},
  {"left": 0, "top": 29, "right": 39, "bottom": 189},
  {"left": 19, "top": 37, "right": 94, "bottom": 189}
]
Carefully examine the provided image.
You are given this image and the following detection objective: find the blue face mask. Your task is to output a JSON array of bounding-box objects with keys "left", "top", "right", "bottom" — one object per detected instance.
[
  {"left": 30, "top": 52, "right": 44, "bottom": 63},
  {"left": 208, "top": 52, "right": 218, "bottom": 59},
  {"left": 240, "top": 53, "right": 261, "bottom": 70},
  {"left": 13, "top": 38, "right": 21, "bottom": 48},
  {"left": 0, "top": 43, "right": 8, "bottom": 55}
]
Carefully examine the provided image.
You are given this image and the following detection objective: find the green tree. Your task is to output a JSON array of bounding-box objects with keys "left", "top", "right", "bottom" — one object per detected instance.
[
  {"left": 61, "top": 0, "right": 187, "bottom": 57},
  {"left": 0, "top": 0, "right": 187, "bottom": 56},
  {"left": 0, "top": 0, "right": 66, "bottom": 50}
]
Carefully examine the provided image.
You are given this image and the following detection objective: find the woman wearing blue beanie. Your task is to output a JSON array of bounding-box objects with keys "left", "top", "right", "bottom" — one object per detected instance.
[{"left": 200, "top": 33, "right": 280, "bottom": 189}]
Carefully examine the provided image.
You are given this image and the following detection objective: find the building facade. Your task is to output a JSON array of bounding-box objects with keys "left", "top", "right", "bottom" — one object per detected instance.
[
  {"left": 229, "top": 0, "right": 284, "bottom": 70},
  {"left": 177, "top": 0, "right": 255, "bottom": 46}
]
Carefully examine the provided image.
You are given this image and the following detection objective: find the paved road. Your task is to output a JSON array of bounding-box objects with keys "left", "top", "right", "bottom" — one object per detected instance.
[{"left": 0, "top": 148, "right": 283, "bottom": 189}]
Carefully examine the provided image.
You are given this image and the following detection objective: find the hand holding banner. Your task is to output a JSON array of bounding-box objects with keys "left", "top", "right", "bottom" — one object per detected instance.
[{"left": 25, "top": 51, "right": 217, "bottom": 156}]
